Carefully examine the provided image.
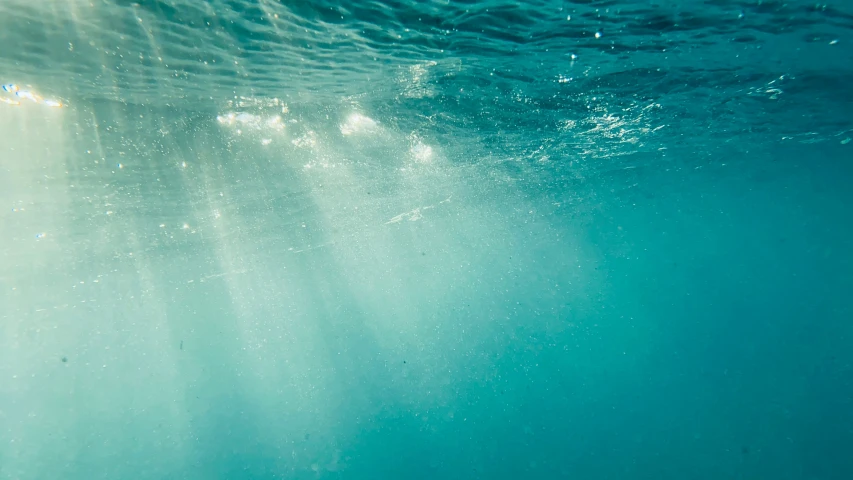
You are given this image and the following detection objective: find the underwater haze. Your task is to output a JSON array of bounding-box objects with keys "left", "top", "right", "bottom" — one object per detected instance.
[{"left": 1, "top": 0, "right": 852, "bottom": 479}]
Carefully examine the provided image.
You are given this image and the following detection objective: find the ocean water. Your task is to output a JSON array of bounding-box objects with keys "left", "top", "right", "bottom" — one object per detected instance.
[{"left": 1, "top": 0, "right": 852, "bottom": 478}]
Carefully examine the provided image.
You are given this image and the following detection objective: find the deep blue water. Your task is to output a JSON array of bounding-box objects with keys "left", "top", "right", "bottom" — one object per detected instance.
[{"left": 1, "top": 1, "right": 852, "bottom": 479}]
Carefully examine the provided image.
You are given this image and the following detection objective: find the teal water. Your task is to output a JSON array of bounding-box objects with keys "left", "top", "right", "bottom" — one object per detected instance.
[{"left": 1, "top": 1, "right": 852, "bottom": 479}]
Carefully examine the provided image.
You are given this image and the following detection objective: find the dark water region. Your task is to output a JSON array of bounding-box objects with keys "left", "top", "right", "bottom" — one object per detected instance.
[{"left": 1, "top": 1, "right": 852, "bottom": 479}]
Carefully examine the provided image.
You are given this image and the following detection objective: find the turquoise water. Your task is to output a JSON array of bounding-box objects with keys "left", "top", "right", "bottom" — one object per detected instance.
[{"left": 1, "top": 0, "right": 852, "bottom": 479}]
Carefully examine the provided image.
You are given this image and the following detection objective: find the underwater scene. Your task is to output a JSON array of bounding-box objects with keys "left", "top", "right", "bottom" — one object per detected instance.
[{"left": 1, "top": 0, "right": 852, "bottom": 479}]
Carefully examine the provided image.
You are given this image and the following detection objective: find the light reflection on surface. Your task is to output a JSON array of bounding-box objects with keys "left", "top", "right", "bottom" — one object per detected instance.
[
  {"left": 340, "top": 113, "right": 378, "bottom": 136},
  {"left": 2, "top": 83, "right": 63, "bottom": 107}
]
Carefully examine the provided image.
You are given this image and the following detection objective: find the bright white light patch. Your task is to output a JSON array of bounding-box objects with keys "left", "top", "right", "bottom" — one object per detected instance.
[
  {"left": 340, "top": 113, "right": 378, "bottom": 136},
  {"left": 410, "top": 142, "right": 433, "bottom": 163},
  {"left": 216, "top": 111, "right": 285, "bottom": 146},
  {"left": 2, "top": 83, "right": 63, "bottom": 108}
]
